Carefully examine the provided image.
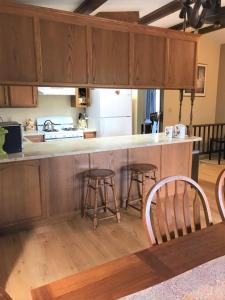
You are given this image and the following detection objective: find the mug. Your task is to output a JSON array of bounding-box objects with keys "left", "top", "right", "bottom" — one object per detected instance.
[
  {"left": 165, "top": 126, "right": 173, "bottom": 138},
  {"left": 174, "top": 124, "right": 186, "bottom": 139}
]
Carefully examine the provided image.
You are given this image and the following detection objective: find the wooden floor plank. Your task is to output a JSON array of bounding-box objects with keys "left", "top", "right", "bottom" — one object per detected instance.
[
  {"left": 31, "top": 222, "right": 225, "bottom": 299},
  {"left": 0, "top": 160, "right": 224, "bottom": 299}
]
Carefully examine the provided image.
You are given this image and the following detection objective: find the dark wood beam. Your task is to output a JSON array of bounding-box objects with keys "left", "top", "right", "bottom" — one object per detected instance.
[
  {"left": 199, "top": 24, "right": 225, "bottom": 34},
  {"left": 74, "top": 0, "right": 108, "bottom": 15},
  {"left": 170, "top": 22, "right": 225, "bottom": 34},
  {"left": 95, "top": 11, "right": 139, "bottom": 23},
  {"left": 170, "top": 22, "right": 188, "bottom": 30},
  {"left": 139, "top": 0, "right": 181, "bottom": 25}
]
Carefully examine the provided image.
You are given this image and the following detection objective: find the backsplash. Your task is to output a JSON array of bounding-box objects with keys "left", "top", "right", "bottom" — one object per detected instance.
[{"left": 0, "top": 95, "right": 84, "bottom": 128}]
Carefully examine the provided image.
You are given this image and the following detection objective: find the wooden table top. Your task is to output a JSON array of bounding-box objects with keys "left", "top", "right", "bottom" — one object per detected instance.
[{"left": 31, "top": 222, "right": 225, "bottom": 300}]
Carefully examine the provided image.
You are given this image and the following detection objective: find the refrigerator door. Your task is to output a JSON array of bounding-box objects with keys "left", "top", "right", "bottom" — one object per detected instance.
[
  {"left": 99, "top": 117, "right": 132, "bottom": 137},
  {"left": 99, "top": 89, "right": 132, "bottom": 118}
]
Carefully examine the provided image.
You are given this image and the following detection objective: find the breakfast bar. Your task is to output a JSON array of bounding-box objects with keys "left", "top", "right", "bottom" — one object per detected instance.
[{"left": 0, "top": 133, "right": 200, "bottom": 233}]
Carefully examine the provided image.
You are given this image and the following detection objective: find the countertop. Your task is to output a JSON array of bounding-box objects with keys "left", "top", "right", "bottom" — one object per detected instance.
[
  {"left": 23, "top": 128, "right": 97, "bottom": 136},
  {"left": 0, "top": 133, "right": 201, "bottom": 163}
]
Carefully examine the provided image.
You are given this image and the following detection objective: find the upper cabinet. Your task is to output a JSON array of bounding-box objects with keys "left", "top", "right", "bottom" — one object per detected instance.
[
  {"left": 91, "top": 27, "right": 130, "bottom": 85},
  {"left": 0, "top": 86, "right": 38, "bottom": 108},
  {"left": 8, "top": 86, "right": 38, "bottom": 107},
  {"left": 166, "top": 38, "right": 197, "bottom": 89},
  {"left": 39, "top": 19, "right": 88, "bottom": 85},
  {"left": 0, "top": 2, "right": 199, "bottom": 89},
  {"left": 0, "top": 86, "right": 9, "bottom": 107},
  {"left": 0, "top": 12, "right": 38, "bottom": 84},
  {"left": 132, "top": 33, "right": 166, "bottom": 87}
]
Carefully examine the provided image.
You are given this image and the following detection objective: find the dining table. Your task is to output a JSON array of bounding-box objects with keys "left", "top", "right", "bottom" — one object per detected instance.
[{"left": 31, "top": 221, "right": 225, "bottom": 300}]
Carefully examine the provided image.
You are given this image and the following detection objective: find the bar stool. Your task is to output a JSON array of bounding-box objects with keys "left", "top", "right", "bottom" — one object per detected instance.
[
  {"left": 83, "top": 169, "right": 121, "bottom": 230},
  {"left": 126, "top": 163, "right": 157, "bottom": 218}
]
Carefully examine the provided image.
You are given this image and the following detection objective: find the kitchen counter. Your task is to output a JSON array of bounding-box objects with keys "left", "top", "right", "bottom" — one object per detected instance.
[{"left": 0, "top": 133, "right": 201, "bottom": 163}]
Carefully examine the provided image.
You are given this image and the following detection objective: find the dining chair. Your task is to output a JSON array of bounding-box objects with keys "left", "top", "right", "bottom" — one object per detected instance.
[
  {"left": 215, "top": 169, "right": 225, "bottom": 220},
  {"left": 145, "top": 175, "right": 213, "bottom": 245},
  {"left": 0, "top": 288, "right": 12, "bottom": 300}
]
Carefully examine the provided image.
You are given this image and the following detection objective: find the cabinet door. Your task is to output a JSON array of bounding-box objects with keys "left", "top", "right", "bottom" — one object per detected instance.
[
  {"left": 46, "top": 155, "right": 89, "bottom": 216},
  {"left": 167, "top": 39, "right": 197, "bottom": 89},
  {"left": 91, "top": 27, "right": 129, "bottom": 85},
  {"left": 8, "top": 86, "right": 37, "bottom": 107},
  {"left": 0, "top": 86, "right": 9, "bottom": 107},
  {"left": 40, "top": 19, "right": 88, "bottom": 84},
  {"left": 0, "top": 13, "right": 37, "bottom": 83},
  {"left": 0, "top": 161, "right": 43, "bottom": 226},
  {"left": 133, "top": 33, "right": 166, "bottom": 87}
]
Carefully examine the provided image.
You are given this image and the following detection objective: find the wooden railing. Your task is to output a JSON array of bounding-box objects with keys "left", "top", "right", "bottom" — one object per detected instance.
[{"left": 189, "top": 123, "right": 225, "bottom": 154}]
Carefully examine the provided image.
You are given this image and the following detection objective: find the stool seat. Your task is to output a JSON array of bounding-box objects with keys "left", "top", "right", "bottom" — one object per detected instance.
[
  {"left": 87, "top": 169, "right": 115, "bottom": 179},
  {"left": 129, "top": 163, "right": 157, "bottom": 174}
]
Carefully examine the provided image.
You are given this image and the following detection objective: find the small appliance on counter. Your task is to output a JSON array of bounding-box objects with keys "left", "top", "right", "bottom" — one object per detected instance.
[{"left": 0, "top": 122, "right": 22, "bottom": 154}]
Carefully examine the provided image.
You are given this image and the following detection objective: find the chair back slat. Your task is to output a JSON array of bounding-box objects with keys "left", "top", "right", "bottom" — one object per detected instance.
[
  {"left": 193, "top": 191, "right": 201, "bottom": 231},
  {"left": 215, "top": 169, "right": 225, "bottom": 220},
  {"left": 183, "top": 183, "right": 192, "bottom": 234},
  {"left": 173, "top": 181, "right": 184, "bottom": 237},
  {"left": 155, "top": 191, "right": 168, "bottom": 243},
  {"left": 145, "top": 176, "right": 213, "bottom": 245},
  {"left": 165, "top": 184, "right": 176, "bottom": 240}
]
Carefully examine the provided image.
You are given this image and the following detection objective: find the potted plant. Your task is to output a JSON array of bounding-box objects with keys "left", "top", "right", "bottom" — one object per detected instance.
[{"left": 0, "top": 127, "right": 8, "bottom": 158}]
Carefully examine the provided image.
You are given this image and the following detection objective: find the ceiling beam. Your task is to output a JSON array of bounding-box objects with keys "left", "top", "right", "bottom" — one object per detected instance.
[
  {"left": 95, "top": 11, "right": 140, "bottom": 23},
  {"left": 170, "top": 21, "right": 225, "bottom": 34},
  {"left": 198, "top": 24, "right": 225, "bottom": 34},
  {"left": 74, "top": 0, "right": 108, "bottom": 15},
  {"left": 138, "top": 0, "right": 181, "bottom": 25}
]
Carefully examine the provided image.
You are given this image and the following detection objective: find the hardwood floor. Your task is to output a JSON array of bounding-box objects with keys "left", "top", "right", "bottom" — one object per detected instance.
[{"left": 0, "top": 160, "right": 224, "bottom": 300}]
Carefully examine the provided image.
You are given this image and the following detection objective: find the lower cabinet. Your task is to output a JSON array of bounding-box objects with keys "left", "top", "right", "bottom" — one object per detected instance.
[
  {"left": 0, "top": 160, "right": 44, "bottom": 227},
  {"left": 44, "top": 155, "right": 89, "bottom": 216}
]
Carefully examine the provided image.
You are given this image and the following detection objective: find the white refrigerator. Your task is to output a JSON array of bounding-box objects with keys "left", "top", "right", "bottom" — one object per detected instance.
[{"left": 87, "top": 89, "right": 132, "bottom": 137}]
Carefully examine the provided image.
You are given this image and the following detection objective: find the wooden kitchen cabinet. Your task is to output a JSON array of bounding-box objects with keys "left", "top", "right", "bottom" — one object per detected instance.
[
  {"left": 0, "top": 1, "right": 199, "bottom": 89},
  {"left": 91, "top": 27, "right": 130, "bottom": 85},
  {"left": 84, "top": 131, "right": 96, "bottom": 139},
  {"left": 0, "top": 160, "right": 44, "bottom": 228},
  {"left": 0, "top": 86, "right": 9, "bottom": 107},
  {"left": 132, "top": 33, "right": 166, "bottom": 87},
  {"left": 25, "top": 134, "right": 44, "bottom": 143},
  {"left": 8, "top": 86, "right": 38, "bottom": 107},
  {"left": 45, "top": 154, "right": 89, "bottom": 216},
  {"left": 166, "top": 38, "right": 197, "bottom": 89},
  {"left": 0, "top": 12, "right": 38, "bottom": 84},
  {"left": 40, "top": 19, "right": 88, "bottom": 85}
]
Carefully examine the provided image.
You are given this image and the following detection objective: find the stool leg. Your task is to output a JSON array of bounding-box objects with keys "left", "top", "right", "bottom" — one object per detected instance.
[
  {"left": 126, "top": 172, "right": 134, "bottom": 209},
  {"left": 83, "top": 177, "right": 90, "bottom": 217},
  {"left": 93, "top": 179, "right": 99, "bottom": 230},
  {"left": 140, "top": 174, "right": 145, "bottom": 219},
  {"left": 103, "top": 179, "right": 108, "bottom": 212},
  {"left": 111, "top": 177, "right": 120, "bottom": 223}
]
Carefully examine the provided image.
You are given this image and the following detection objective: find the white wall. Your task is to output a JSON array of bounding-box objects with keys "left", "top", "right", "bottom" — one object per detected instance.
[
  {"left": 215, "top": 44, "right": 225, "bottom": 122},
  {"left": 0, "top": 95, "right": 84, "bottom": 127}
]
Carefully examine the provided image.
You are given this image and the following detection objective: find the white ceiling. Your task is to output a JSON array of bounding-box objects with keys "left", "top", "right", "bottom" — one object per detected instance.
[{"left": 14, "top": 0, "right": 225, "bottom": 44}]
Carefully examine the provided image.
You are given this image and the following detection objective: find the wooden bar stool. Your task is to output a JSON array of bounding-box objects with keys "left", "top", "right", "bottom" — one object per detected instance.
[
  {"left": 83, "top": 169, "right": 121, "bottom": 230},
  {"left": 126, "top": 163, "right": 157, "bottom": 218}
]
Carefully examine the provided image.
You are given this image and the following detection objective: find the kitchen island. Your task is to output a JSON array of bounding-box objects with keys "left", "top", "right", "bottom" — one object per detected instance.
[{"left": 0, "top": 133, "right": 200, "bottom": 233}]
